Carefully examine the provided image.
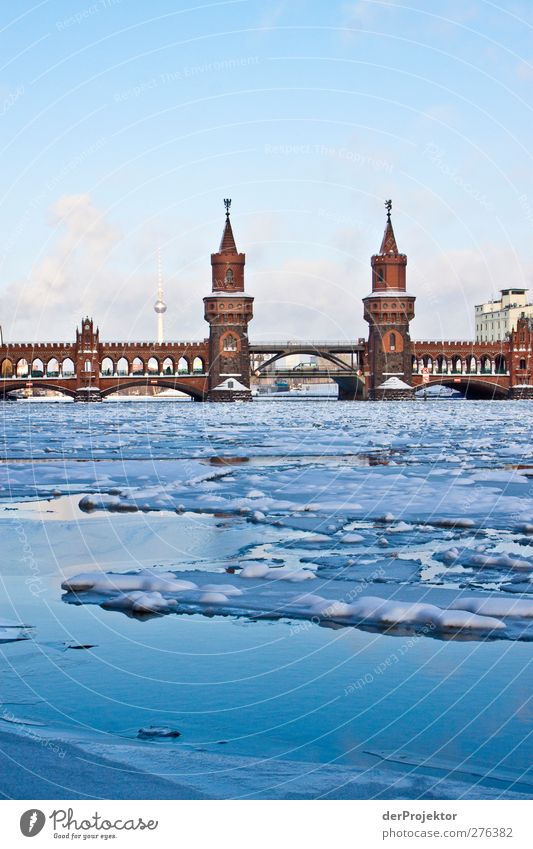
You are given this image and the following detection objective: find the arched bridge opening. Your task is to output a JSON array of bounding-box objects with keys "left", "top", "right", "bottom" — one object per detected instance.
[
  {"left": 0, "top": 382, "right": 77, "bottom": 400},
  {"left": 250, "top": 342, "right": 366, "bottom": 399},
  {"left": 416, "top": 377, "right": 509, "bottom": 400},
  {"left": 99, "top": 378, "right": 207, "bottom": 402},
  {"left": 253, "top": 349, "right": 361, "bottom": 374}
]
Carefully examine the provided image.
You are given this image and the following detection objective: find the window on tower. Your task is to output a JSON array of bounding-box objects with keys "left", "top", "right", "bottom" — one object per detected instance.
[
  {"left": 389, "top": 332, "right": 396, "bottom": 351},
  {"left": 223, "top": 333, "right": 238, "bottom": 352},
  {"left": 225, "top": 268, "right": 234, "bottom": 285}
]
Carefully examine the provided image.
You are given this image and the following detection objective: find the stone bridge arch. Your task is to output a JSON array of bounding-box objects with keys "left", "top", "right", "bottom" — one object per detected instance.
[
  {"left": 99, "top": 378, "right": 207, "bottom": 401},
  {"left": 0, "top": 381, "right": 77, "bottom": 399},
  {"left": 417, "top": 376, "right": 509, "bottom": 399}
]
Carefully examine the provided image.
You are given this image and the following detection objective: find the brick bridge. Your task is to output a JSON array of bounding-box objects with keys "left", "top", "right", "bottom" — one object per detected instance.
[
  {"left": 1, "top": 202, "right": 532, "bottom": 401},
  {"left": 0, "top": 325, "right": 210, "bottom": 402}
]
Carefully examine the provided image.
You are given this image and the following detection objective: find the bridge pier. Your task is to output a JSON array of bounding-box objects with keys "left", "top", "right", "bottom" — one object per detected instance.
[
  {"left": 369, "top": 386, "right": 415, "bottom": 401},
  {"left": 335, "top": 376, "right": 367, "bottom": 400},
  {"left": 509, "top": 385, "right": 533, "bottom": 400},
  {"left": 207, "top": 387, "right": 252, "bottom": 402},
  {"left": 74, "top": 388, "right": 102, "bottom": 402}
]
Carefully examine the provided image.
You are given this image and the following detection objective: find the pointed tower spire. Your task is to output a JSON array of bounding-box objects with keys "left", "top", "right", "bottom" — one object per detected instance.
[
  {"left": 379, "top": 199, "right": 398, "bottom": 254},
  {"left": 369, "top": 199, "right": 407, "bottom": 293},
  {"left": 210, "top": 199, "right": 245, "bottom": 293},
  {"left": 220, "top": 198, "right": 237, "bottom": 252}
]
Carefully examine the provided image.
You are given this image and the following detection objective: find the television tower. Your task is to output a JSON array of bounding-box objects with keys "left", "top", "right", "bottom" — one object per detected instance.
[{"left": 154, "top": 248, "right": 167, "bottom": 344}]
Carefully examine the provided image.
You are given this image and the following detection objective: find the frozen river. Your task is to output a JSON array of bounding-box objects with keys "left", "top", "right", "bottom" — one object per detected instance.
[{"left": 0, "top": 399, "right": 532, "bottom": 799}]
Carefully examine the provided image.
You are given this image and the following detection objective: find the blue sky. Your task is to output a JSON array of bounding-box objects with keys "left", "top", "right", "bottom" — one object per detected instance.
[{"left": 1, "top": 0, "right": 533, "bottom": 342}]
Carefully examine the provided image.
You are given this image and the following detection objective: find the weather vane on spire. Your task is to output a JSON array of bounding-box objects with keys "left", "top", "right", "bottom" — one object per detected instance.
[
  {"left": 385, "top": 199, "right": 392, "bottom": 221},
  {"left": 224, "top": 198, "right": 232, "bottom": 218}
]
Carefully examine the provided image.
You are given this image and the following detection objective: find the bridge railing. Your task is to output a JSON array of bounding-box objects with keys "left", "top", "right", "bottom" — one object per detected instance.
[
  {"left": 100, "top": 370, "right": 206, "bottom": 377},
  {"left": 413, "top": 368, "right": 509, "bottom": 376},
  {"left": 102, "top": 340, "right": 209, "bottom": 348},
  {"left": 0, "top": 342, "right": 75, "bottom": 350},
  {"left": 0, "top": 340, "right": 209, "bottom": 351},
  {"left": 0, "top": 374, "right": 76, "bottom": 380},
  {"left": 413, "top": 340, "right": 509, "bottom": 348},
  {"left": 250, "top": 339, "right": 366, "bottom": 348}
]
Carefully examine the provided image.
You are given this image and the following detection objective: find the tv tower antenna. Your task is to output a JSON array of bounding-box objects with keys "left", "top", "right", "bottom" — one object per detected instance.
[{"left": 154, "top": 247, "right": 167, "bottom": 344}]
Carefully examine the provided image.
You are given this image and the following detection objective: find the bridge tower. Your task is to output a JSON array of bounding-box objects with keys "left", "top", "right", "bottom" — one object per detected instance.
[
  {"left": 363, "top": 201, "right": 415, "bottom": 400},
  {"left": 74, "top": 317, "right": 101, "bottom": 402},
  {"left": 204, "top": 200, "right": 254, "bottom": 401}
]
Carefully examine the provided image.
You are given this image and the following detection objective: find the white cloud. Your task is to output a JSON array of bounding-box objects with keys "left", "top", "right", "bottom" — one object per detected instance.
[
  {"left": 410, "top": 246, "right": 533, "bottom": 339},
  {"left": 6, "top": 194, "right": 121, "bottom": 339}
]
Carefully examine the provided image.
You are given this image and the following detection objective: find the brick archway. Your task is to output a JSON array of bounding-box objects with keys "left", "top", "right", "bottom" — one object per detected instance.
[
  {"left": 99, "top": 377, "right": 207, "bottom": 401},
  {"left": 413, "top": 375, "right": 510, "bottom": 399},
  {"left": 0, "top": 381, "right": 77, "bottom": 399}
]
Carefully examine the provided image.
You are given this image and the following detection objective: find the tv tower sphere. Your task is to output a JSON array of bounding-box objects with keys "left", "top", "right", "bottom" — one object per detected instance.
[{"left": 154, "top": 249, "right": 167, "bottom": 343}]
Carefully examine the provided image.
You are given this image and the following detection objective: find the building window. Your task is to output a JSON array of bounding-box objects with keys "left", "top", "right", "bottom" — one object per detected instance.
[
  {"left": 519, "top": 358, "right": 526, "bottom": 370},
  {"left": 223, "top": 333, "right": 238, "bottom": 352},
  {"left": 225, "top": 268, "right": 234, "bottom": 285},
  {"left": 389, "top": 332, "right": 396, "bottom": 351},
  {"left": 84, "top": 360, "right": 92, "bottom": 372}
]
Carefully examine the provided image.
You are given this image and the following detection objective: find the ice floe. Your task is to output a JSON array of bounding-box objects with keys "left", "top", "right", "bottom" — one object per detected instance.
[
  {"left": 61, "top": 568, "right": 517, "bottom": 638},
  {"left": 450, "top": 597, "right": 533, "bottom": 619},
  {"left": 0, "top": 618, "right": 33, "bottom": 643}
]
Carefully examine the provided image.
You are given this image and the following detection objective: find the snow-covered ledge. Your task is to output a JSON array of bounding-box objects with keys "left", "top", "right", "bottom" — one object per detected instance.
[{"left": 370, "top": 376, "right": 415, "bottom": 401}]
